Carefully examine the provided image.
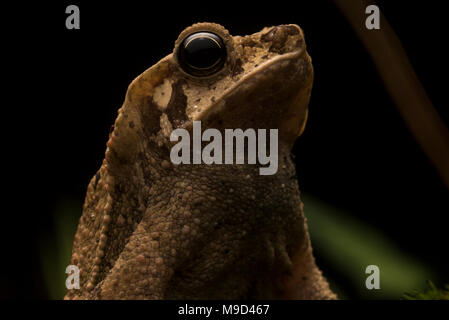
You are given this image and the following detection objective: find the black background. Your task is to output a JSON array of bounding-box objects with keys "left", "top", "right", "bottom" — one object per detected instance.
[{"left": 3, "top": 1, "right": 448, "bottom": 299}]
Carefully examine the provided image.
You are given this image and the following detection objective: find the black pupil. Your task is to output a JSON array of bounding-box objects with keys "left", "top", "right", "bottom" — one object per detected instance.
[{"left": 178, "top": 32, "right": 226, "bottom": 76}]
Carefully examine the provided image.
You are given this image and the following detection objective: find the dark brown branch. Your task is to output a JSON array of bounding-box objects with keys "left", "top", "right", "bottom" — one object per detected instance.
[{"left": 333, "top": 0, "right": 449, "bottom": 190}]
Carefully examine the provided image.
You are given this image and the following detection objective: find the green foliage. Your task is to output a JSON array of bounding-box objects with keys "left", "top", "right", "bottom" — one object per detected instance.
[
  {"left": 303, "top": 194, "right": 435, "bottom": 299},
  {"left": 402, "top": 281, "right": 449, "bottom": 300},
  {"left": 40, "top": 197, "right": 81, "bottom": 299}
]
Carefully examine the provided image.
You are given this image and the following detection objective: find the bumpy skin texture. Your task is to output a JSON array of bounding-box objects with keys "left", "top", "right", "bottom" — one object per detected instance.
[{"left": 65, "top": 23, "right": 336, "bottom": 300}]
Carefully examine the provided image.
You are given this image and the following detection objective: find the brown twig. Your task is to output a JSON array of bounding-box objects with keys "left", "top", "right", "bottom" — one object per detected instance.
[{"left": 333, "top": 0, "right": 449, "bottom": 190}]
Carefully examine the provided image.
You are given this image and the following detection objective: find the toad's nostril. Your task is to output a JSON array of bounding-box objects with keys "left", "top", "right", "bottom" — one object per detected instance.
[{"left": 261, "top": 26, "right": 280, "bottom": 43}]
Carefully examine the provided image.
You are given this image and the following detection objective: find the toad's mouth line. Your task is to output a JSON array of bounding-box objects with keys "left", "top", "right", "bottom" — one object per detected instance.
[{"left": 182, "top": 47, "right": 307, "bottom": 127}]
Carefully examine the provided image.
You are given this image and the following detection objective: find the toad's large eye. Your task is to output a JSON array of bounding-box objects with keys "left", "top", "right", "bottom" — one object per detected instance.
[{"left": 177, "top": 31, "right": 227, "bottom": 77}]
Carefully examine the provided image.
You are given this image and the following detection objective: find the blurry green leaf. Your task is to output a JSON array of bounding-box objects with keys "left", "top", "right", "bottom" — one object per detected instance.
[
  {"left": 303, "top": 193, "right": 435, "bottom": 299},
  {"left": 40, "top": 198, "right": 81, "bottom": 299},
  {"left": 403, "top": 281, "right": 449, "bottom": 300}
]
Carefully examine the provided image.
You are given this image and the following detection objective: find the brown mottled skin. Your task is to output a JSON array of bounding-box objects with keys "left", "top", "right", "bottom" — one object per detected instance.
[{"left": 65, "top": 23, "right": 336, "bottom": 300}]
